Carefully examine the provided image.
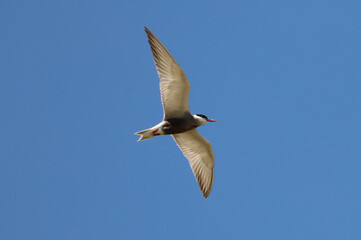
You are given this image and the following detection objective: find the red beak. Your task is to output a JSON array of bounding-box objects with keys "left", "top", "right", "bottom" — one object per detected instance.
[{"left": 207, "top": 119, "right": 216, "bottom": 122}]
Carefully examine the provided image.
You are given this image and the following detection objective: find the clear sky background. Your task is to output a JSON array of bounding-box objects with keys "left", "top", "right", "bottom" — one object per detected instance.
[{"left": 1, "top": 0, "right": 361, "bottom": 239}]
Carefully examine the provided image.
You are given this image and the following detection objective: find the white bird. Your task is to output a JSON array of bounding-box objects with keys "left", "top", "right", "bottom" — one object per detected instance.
[{"left": 135, "top": 27, "right": 216, "bottom": 198}]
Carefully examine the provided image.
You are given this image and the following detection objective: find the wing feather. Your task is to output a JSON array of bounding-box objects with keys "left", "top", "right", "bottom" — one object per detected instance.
[
  {"left": 144, "top": 27, "right": 190, "bottom": 118},
  {"left": 172, "top": 129, "right": 215, "bottom": 198}
]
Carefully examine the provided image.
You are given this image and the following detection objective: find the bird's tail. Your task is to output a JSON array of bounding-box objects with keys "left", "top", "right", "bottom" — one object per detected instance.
[
  {"left": 135, "top": 128, "right": 155, "bottom": 141},
  {"left": 135, "top": 123, "right": 165, "bottom": 141}
]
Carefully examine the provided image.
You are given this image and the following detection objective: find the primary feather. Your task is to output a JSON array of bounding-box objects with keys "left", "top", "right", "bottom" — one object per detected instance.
[{"left": 144, "top": 27, "right": 191, "bottom": 119}]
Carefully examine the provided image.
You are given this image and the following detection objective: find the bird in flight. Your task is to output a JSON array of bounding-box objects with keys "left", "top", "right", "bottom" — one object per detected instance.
[{"left": 135, "top": 27, "right": 216, "bottom": 198}]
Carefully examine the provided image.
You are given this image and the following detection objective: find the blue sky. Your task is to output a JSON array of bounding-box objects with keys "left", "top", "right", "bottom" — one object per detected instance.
[{"left": 1, "top": 0, "right": 361, "bottom": 239}]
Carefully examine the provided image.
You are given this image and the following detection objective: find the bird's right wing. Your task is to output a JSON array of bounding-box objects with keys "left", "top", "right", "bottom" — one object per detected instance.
[
  {"left": 172, "top": 129, "right": 215, "bottom": 198},
  {"left": 144, "top": 27, "right": 191, "bottom": 119}
]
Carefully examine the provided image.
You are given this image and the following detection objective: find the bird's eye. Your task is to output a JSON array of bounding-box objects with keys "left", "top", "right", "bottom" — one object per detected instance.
[{"left": 196, "top": 114, "right": 208, "bottom": 119}]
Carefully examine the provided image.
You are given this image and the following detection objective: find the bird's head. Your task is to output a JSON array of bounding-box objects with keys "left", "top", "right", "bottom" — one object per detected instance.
[{"left": 193, "top": 114, "right": 216, "bottom": 126}]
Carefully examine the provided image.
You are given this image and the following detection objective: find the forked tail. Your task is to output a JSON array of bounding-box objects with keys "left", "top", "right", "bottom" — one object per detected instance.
[
  {"left": 135, "top": 128, "right": 155, "bottom": 141},
  {"left": 135, "top": 122, "right": 165, "bottom": 142}
]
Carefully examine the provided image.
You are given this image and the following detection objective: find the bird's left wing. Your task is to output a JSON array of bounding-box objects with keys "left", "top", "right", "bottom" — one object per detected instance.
[
  {"left": 172, "top": 129, "right": 215, "bottom": 198},
  {"left": 144, "top": 27, "right": 191, "bottom": 119}
]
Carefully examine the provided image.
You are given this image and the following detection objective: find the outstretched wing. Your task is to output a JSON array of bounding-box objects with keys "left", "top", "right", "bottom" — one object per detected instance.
[
  {"left": 172, "top": 129, "right": 215, "bottom": 198},
  {"left": 145, "top": 27, "right": 190, "bottom": 119}
]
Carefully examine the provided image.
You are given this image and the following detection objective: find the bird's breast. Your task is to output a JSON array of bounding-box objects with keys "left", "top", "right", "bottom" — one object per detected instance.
[{"left": 162, "top": 116, "right": 197, "bottom": 135}]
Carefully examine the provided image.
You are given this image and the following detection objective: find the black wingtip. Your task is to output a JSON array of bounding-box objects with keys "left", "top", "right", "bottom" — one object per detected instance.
[{"left": 144, "top": 26, "right": 149, "bottom": 32}]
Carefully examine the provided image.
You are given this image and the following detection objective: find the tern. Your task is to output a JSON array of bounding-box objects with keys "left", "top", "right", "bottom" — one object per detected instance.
[{"left": 135, "top": 27, "right": 216, "bottom": 198}]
